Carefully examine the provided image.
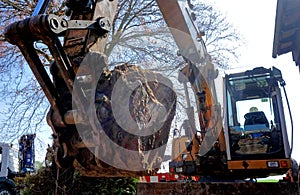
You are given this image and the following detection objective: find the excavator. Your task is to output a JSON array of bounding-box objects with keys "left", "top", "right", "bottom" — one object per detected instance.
[{"left": 4, "top": 0, "right": 294, "bottom": 189}]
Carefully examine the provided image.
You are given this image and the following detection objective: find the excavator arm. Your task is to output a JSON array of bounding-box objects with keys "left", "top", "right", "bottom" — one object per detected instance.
[
  {"left": 5, "top": 0, "right": 117, "bottom": 127},
  {"left": 156, "top": 0, "right": 226, "bottom": 175}
]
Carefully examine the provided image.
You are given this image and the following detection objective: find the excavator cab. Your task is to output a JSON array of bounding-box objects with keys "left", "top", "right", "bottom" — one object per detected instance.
[
  {"left": 224, "top": 67, "right": 291, "bottom": 178},
  {"left": 169, "top": 66, "right": 292, "bottom": 180}
]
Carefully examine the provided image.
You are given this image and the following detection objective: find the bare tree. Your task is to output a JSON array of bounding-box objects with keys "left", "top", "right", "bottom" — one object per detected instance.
[
  {"left": 106, "top": 0, "right": 242, "bottom": 70},
  {"left": 105, "top": 0, "right": 180, "bottom": 72},
  {"left": 0, "top": 0, "right": 66, "bottom": 142},
  {"left": 193, "top": 2, "right": 242, "bottom": 69}
]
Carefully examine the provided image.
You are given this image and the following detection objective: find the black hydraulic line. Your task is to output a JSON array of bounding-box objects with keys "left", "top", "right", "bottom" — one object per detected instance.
[{"left": 281, "top": 82, "right": 293, "bottom": 157}]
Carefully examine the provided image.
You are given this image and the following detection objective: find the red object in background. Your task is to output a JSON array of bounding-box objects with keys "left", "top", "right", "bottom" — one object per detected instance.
[{"left": 140, "top": 173, "right": 199, "bottom": 182}]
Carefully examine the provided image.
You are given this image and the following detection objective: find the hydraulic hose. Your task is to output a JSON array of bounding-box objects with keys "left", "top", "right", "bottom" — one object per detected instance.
[{"left": 280, "top": 81, "right": 293, "bottom": 157}]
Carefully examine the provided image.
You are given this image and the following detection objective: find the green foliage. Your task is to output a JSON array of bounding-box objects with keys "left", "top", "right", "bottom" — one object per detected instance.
[
  {"left": 20, "top": 166, "right": 56, "bottom": 195},
  {"left": 71, "top": 175, "right": 138, "bottom": 194},
  {"left": 18, "top": 165, "right": 138, "bottom": 194}
]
